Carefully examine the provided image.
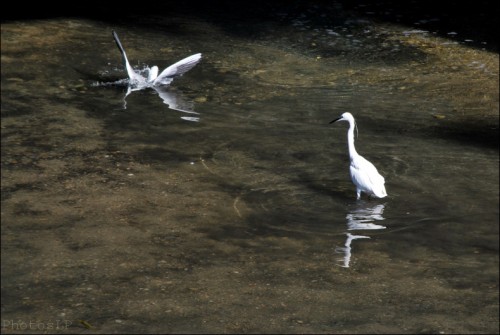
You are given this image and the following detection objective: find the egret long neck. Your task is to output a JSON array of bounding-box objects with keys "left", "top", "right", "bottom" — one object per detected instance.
[{"left": 347, "top": 120, "right": 358, "bottom": 159}]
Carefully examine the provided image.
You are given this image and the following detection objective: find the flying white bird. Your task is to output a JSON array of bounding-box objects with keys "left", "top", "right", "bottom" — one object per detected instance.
[
  {"left": 330, "top": 112, "right": 387, "bottom": 200},
  {"left": 112, "top": 30, "right": 202, "bottom": 88},
  {"left": 111, "top": 31, "right": 202, "bottom": 118}
]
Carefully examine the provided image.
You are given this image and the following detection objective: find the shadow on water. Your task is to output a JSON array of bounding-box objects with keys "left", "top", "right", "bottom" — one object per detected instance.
[{"left": 2, "top": 0, "right": 498, "bottom": 52}]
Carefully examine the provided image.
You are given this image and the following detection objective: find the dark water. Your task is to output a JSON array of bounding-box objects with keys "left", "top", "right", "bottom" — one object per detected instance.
[{"left": 1, "top": 2, "right": 498, "bottom": 334}]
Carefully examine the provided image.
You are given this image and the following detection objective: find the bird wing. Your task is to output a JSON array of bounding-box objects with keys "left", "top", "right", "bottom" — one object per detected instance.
[
  {"left": 112, "top": 31, "right": 145, "bottom": 84},
  {"left": 350, "top": 156, "right": 387, "bottom": 198},
  {"left": 153, "top": 53, "right": 202, "bottom": 86}
]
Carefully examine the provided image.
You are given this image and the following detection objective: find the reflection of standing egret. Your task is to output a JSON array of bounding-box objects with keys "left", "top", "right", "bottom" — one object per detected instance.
[
  {"left": 346, "top": 203, "right": 386, "bottom": 230},
  {"left": 330, "top": 112, "right": 387, "bottom": 200},
  {"left": 335, "top": 203, "right": 386, "bottom": 268},
  {"left": 335, "top": 233, "right": 370, "bottom": 268}
]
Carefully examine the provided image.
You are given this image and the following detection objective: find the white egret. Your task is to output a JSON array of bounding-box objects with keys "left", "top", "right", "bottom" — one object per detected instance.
[
  {"left": 111, "top": 31, "right": 202, "bottom": 117},
  {"left": 112, "top": 31, "right": 202, "bottom": 87},
  {"left": 330, "top": 112, "right": 387, "bottom": 200}
]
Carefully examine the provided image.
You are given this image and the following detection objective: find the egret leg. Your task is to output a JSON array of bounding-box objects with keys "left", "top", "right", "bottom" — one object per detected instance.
[{"left": 356, "top": 189, "right": 361, "bottom": 200}]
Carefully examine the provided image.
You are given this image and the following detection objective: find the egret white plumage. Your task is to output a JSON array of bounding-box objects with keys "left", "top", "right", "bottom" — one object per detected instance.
[
  {"left": 112, "top": 31, "right": 202, "bottom": 88},
  {"left": 330, "top": 112, "right": 387, "bottom": 200}
]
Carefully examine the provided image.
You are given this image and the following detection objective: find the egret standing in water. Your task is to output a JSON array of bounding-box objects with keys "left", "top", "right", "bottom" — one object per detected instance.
[{"left": 330, "top": 112, "right": 387, "bottom": 200}]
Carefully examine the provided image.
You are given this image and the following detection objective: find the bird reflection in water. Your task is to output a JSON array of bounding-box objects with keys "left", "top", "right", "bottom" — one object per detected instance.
[
  {"left": 335, "top": 233, "right": 370, "bottom": 268},
  {"left": 346, "top": 204, "right": 386, "bottom": 231},
  {"left": 336, "top": 203, "right": 386, "bottom": 268},
  {"left": 122, "top": 85, "right": 200, "bottom": 122}
]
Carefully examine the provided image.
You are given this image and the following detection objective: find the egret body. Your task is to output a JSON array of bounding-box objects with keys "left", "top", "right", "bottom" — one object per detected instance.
[{"left": 330, "top": 112, "right": 387, "bottom": 200}]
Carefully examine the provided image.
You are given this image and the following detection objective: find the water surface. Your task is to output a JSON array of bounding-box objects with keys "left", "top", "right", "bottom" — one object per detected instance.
[{"left": 1, "top": 4, "right": 498, "bottom": 333}]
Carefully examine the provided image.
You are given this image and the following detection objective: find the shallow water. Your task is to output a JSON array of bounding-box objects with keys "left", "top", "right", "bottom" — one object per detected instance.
[{"left": 1, "top": 4, "right": 499, "bottom": 334}]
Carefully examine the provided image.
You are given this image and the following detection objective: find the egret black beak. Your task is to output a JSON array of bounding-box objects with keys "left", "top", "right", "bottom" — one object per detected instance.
[{"left": 329, "top": 117, "right": 342, "bottom": 124}]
